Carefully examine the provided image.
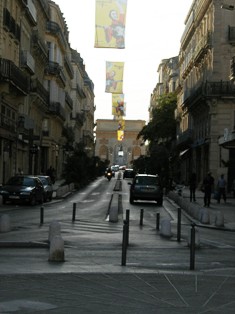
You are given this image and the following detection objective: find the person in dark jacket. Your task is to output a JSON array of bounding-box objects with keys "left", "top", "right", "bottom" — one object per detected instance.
[
  {"left": 189, "top": 172, "right": 197, "bottom": 202},
  {"left": 203, "top": 172, "right": 214, "bottom": 207}
]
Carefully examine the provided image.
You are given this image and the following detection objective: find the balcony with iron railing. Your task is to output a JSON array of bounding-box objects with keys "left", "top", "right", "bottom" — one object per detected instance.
[
  {"left": 193, "top": 32, "right": 212, "bottom": 64},
  {"left": 48, "top": 102, "right": 66, "bottom": 121},
  {"left": 32, "top": 30, "right": 48, "bottom": 58},
  {"left": 181, "top": 32, "right": 212, "bottom": 79},
  {"left": 0, "top": 113, "right": 16, "bottom": 133},
  {"left": 0, "top": 58, "right": 29, "bottom": 94},
  {"left": 182, "top": 81, "right": 235, "bottom": 109},
  {"left": 45, "top": 61, "right": 66, "bottom": 87},
  {"left": 176, "top": 128, "right": 194, "bottom": 148},
  {"left": 45, "top": 61, "right": 60, "bottom": 75},
  {"left": 30, "top": 78, "right": 49, "bottom": 105},
  {"left": 46, "top": 21, "right": 67, "bottom": 48}
]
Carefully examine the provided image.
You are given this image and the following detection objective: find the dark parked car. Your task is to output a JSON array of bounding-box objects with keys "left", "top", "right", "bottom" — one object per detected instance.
[
  {"left": 123, "top": 168, "right": 136, "bottom": 179},
  {"left": 129, "top": 174, "right": 163, "bottom": 205},
  {"left": 37, "top": 175, "right": 53, "bottom": 202},
  {"left": 0, "top": 175, "right": 44, "bottom": 205}
]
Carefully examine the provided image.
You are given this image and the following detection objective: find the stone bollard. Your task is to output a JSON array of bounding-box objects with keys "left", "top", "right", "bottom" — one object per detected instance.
[
  {"left": 199, "top": 208, "right": 210, "bottom": 224},
  {"left": 160, "top": 219, "right": 172, "bottom": 237},
  {"left": 0, "top": 214, "right": 11, "bottom": 233},
  {"left": 48, "top": 221, "right": 61, "bottom": 243},
  {"left": 187, "top": 227, "right": 200, "bottom": 248},
  {"left": 215, "top": 211, "right": 224, "bottom": 227},
  {"left": 48, "top": 235, "right": 65, "bottom": 262}
]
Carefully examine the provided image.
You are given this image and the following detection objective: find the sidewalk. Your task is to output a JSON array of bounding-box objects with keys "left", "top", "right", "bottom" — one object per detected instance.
[{"left": 167, "top": 186, "right": 235, "bottom": 230}]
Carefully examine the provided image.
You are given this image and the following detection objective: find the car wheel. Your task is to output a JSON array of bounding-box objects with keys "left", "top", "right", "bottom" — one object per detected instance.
[
  {"left": 2, "top": 198, "right": 6, "bottom": 205},
  {"left": 157, "top": 198, "right": 163, "bottom": 206}
]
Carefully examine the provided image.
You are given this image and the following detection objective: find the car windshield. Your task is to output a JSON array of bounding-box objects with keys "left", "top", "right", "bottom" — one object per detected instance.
[
  {"left": 38, "top": 177, "right": 48, "bottom": 184},
  {"left": 7, "top": 177, "right": 35, "bottom": 187},
  {"left": 135, "top": 176, "right": 159, "bottom": 186}
]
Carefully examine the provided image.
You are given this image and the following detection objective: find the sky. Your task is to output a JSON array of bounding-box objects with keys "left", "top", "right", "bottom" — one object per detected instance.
[{"left": 54, "top": 0, "right": 191, "bottom": 123}]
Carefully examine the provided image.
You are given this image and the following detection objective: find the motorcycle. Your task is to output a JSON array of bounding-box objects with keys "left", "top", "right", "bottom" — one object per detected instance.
[{"left": 106, "top": 171, "right": 112, "bottom": 181}]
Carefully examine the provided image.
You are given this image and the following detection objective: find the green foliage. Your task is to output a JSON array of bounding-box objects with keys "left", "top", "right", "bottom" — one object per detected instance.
[
  {"left": 134, "top": 92, "right": 177, "bottom": 185},
  {"left": 138, "top": 93, "right": 177, "bottom": 143},
  {"left": 62, "top": 143, "right": 107, "bottom": 188}
]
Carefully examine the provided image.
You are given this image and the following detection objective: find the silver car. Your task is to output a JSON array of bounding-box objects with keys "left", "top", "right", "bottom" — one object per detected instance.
[{"left": 129, "top": 174, "right": 163, "bottom": 205}]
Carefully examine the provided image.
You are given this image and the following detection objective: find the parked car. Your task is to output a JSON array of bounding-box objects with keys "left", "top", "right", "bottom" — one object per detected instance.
[
  {"left": 129, "top": 174, "right": 163, "bottom": 205},
  {"left": 123, "top": 168, "right": 136, "bottom": 179},
  {"left": 0, "top": 175, "right": 44, "bottom": 205},
  {"left": 37, "top": 175, "right": 53, "bottom": 202}
]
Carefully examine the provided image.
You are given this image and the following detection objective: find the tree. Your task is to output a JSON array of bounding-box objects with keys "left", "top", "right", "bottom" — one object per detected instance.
[{"left": 135, "top": 92, "right": 177, "bottom": 185}]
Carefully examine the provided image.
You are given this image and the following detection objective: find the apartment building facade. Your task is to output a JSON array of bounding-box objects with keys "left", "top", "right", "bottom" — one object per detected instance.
[
  {"left": 175, "top": 0, "right": 235, "bottom": 189},
  {"left": 0, "top": 0, "right": 95, "bottom": 184}
]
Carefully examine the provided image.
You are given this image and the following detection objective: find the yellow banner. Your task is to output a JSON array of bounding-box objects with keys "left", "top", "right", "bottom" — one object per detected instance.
[
  {"left": 117, "top": 117, "right": 125, "bottom": 130},
  {"left": 106, "top": 61, "right": 124, "bottom": 93},
  {"left": 117, "top": 130, "right": 124, "bottom": 141},
  {"left": 112, "top": 94, "right": 126, "bottom": 116},
  {"left": 95, "top": 0, "right": 127, "bottom": 49}
]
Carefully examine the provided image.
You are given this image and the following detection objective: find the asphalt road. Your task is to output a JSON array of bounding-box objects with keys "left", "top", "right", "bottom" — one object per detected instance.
[{"left": 0, "top": 175, "right": 235, "bottom": 313}]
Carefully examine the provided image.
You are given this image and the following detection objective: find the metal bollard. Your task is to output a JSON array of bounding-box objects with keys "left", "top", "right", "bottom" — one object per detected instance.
[
  {"left": 140, "top": 208, "right": 144, "bottom": 226},
  {"left": 156, "top": 212, "right": 160, "bottom": 230},
  {"left": 40, "top": 207, "right": 44, "bottom": 225},
  {"left": 177, "top": 208, "right": 181, "bottom": 242},
  {"left": 190, "top": 223, "right": 196, "bottom": 270},
  {"left": 72, "top": 203, "right": 76, "bottom": 222},
  {"left": 126, "top": 209, "right": 130, "bottom": 246},
  {"left": 121, "top": 220, "right": 128, "bottom": 266}
]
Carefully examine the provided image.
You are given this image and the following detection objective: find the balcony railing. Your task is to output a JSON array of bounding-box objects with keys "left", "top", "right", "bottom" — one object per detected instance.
[
  {"left": 30, "top": 78, "right": 49, "bottom": 105},
  {"left": 177, "top": 129, "right": 193, "bottom": 147},
  {"left": 32, "top": 30, "right": 48, "bottom": 58},
  {"left": 45, "top": 61, "right": 66, "bottom": 87},
  {"left": 182, "top": 81, "right": 235, "bottom": 108},
  {"left": 48, "top": 102, "right": 66, "bottom": 121},
  {"left": 46, "top": 21, "right": 67, "bottom": 47},
  {"left": 0, "top": 58, "right": 29, "bottom": 94},
  {"left": 0, "top": 113, "right": 16, "bottom": 133},
  {"left": 45, "top": 61, "right": 60, "bottom": 75}
]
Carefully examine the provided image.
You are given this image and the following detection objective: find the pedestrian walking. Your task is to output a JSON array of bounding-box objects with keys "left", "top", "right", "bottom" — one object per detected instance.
[
  {"left": 189, "top": 172, "right": 196, "bottom": 202},
  {"left": 202, "top": 172, "right": 214, "bottom": 207},
  {"left": 217, "top": 174, "right": 226, "bottom": 203}
]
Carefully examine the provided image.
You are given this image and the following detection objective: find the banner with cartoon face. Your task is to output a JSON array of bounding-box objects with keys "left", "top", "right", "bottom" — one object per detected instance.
[{"left": 95, "top": 0, "right": 127, "bottom": 49}]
